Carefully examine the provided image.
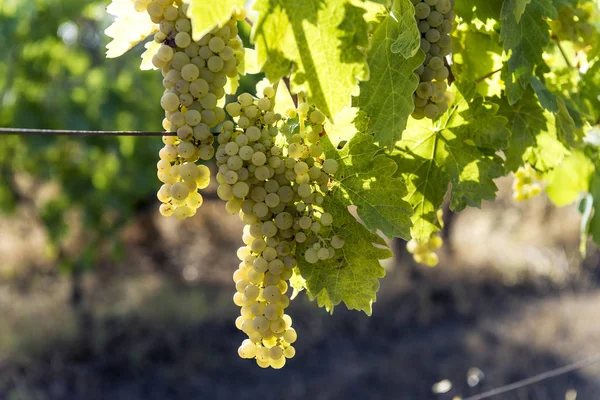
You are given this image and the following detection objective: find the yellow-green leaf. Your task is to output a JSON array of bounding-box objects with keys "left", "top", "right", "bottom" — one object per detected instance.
[
  {"left": 252, "top": 0, "right": 370, "bottom": 119},
  {"left": 184, "top": 0, "right": 245, "bottom": 41}
]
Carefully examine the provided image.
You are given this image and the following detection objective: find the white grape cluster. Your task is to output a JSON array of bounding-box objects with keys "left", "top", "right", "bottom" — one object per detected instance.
[
  {"left": 513, "top": 164, "right": 543, "bottom": 201},
  {"left": 143, "top": 0, "right": 246, "bottom": 219},
  {"left": 411, "top": 0, "right": 455, "bottom": 120},
  {"left": 213, "top": 88, "right": 344, "bottom": 368},
  {"left": 406, "top": 233, "right": 443, "bottom": 267}
]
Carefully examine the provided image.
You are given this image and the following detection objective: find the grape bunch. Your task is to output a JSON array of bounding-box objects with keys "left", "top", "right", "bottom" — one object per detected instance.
[
  {"left": 410, "top": 0, "right": 455, "bottom": 120},
  {"left": 139, "top": 1, "right": 345, "bottom": 368},
  {"left": 407, "top": 233, "right": 443, "bottom": 267},
  {"left": 141, "top": 0, "right": 246, "bottom": 219},
  {"left": 512, "top": 164, "right": 543, "bottom": 201},
  {"left": 212, "top": 88, "right": 344, "bottom": 368}
]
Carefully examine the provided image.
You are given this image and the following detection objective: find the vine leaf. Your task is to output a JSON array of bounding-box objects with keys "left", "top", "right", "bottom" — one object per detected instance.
[
  {"left": 545, "top": 151, "right": 594, "bottom": 207},
  {"left": 296, "top": 196, "right": 390, "bottom": 315},
  {"left": 251, "top": 0, "right": 370, "bottom": 120},
  {"left": 498, "top": 90, "right": 569, "bottom": 172},
  {"left": 500, "top": 0, "right": 556, "bottom": 104},
  {"left": 185, "top": 0, "right": 245, "bottom": 41},
  {"left": 587, "top": 171, "right": 600, "bottom": 247},
  {"left": 513, "top": 0, "right": 532, "bottom": 22},
  {"left": 391, "top": 94, "right": 509, "bottom": 240},
  {"left": 326, "top": 107, "right": 361, "bottom": 148},
  {"left": 453, "top": 0, "right": 503, "bottom": 23},
  {"left": 140, "top": 41, "right": 160, "bottom": 70},
  {"left": 296, "top": 132, "right": 413, "bottom": 314},
  {"left": 105, "top": 0, "right": 157, "bottom": 58},
  {"left": 355, "top": 0, "right": 424, "bottom": 149},
  {"left": 327, "top": 133, "right": 413, "bottom": 239}
]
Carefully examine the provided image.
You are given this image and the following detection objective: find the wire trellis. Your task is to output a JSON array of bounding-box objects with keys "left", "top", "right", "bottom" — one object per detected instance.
[{"left": 0, "top": 128, "right": 173, "bottom": 137}]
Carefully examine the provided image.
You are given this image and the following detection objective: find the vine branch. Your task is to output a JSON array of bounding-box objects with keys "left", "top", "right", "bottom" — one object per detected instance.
[
  {"left": 553, "top": 37, "right": 574, "bottom": 69},
  {"left": 0, "top": 128, "right": 171, "bottom": 137},
  {"left": 475, "top": 67, "right": 502, "bottom": 84}
]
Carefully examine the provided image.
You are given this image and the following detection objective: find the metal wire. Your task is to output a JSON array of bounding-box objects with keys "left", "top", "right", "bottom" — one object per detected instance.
[
  {"left": 0, "top": 128, "right": 173, "bottom": 137},
  {"left": 462, "top": 353, "right": 600, "bottom": 400}
]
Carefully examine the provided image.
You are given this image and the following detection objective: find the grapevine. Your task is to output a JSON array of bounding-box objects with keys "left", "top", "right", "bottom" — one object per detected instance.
[{"left": 103, "top": 0, "right": 600, "bottom": 369}]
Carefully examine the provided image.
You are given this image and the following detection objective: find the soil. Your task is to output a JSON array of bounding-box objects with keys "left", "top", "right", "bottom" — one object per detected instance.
[{"left": 0, "top": 178, "right": 599, "bottom": 400}]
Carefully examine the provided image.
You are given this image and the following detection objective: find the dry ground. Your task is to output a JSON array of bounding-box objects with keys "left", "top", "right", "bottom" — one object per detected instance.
[{"left": 0, "top": 177, "right": 599, "bottom": 400}]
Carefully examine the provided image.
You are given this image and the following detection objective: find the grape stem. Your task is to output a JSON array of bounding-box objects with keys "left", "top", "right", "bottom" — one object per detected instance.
[
  {"left": 0, "top": 128, "right": 173, "bottom": 137},
  {"left": 283, "top": 76, "right": 298, "bottom": 107},
  {"left": 474, "top": 67, "right": 502, "bottom": 84},
  {"left": 552, "top": 37, "right": 573, "bottom": 69}
]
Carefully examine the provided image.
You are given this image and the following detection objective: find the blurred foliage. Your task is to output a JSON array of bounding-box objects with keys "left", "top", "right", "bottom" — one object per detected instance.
[{"left": 0, "top": 0, "right": 165, "bottom": 271}]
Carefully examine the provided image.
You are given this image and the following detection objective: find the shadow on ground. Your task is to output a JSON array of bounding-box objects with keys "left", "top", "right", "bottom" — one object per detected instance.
[
  {"left": 0, "top": 182, "right": 599, "bottom": 400},
  {"left": 0, "top": 255, "right": 599, "bottom": 400}
]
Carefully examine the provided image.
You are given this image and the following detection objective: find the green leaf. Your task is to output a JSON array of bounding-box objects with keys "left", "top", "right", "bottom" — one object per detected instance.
[
  {"left": 513, "top": 0, "right": 532, "bottom": 22},
  {"left": 296, "top": 196, "right": 390, "bottom": 315},
  {"left": 326, "top": 107, "right": 361, "bottom": 148},
  {"left": 392, "top": 94, "right": 509, "bottom": 240},
  {"left": 555, "top": 97, "right": 580, "bottom": 147},
  {"left": 453, "top": 0, "right": 503, "bottom": 23},
  {"left": 498, "top": 91, "right": 569, "bottom": 172},
  {"left": 140, "top": 40, "right": 160, "bottom": 71},
  {"left": 289, "top": 267, "right": 307, "bottom": 300},
  {"left": 295, "top": 131, "right": 411, "bottom": 314},
  {"left": 252, "top": 0, "right": 370, "bottom": 119},
  {"left": 105, "top": 0, "right": 158, "bottom": 58},
  {"left": 545, "top": 151, "right": 594, "bottom": 207},
  {"left": 579, "top": 193, "right": 593, "bottom": 257},
  {"left": 500, "top": 0, "right": 556, "bottom": 104},
  {"left": 452, "top": 29, "right": 504, "bottom": 98},
  {"left": 587, "top": 170, "right": 600, "bottom": 246},
  {"left": 327, "top": 133, "right": 413, "bottom": 239},
  {"left": 185, "top": 0, "right": 245, "bottom": 41},
  {"left": 389, "top": 0, "right": 421, "bottom": 58},
  {"left": 355, "top": 0, "right": 424, "bottom": 149},
  {"left": 529, "top": 76, "right": 558, "bottom": 112}
]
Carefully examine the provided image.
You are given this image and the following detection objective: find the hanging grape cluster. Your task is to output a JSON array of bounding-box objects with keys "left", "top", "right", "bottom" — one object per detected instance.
[
  {"left": 142, "top": 0, "right": 245, "bottom": 219},
  {"left": 134, "top": 0, "right": 346, "bottom": 368},
  {"left": 411, "top": 0, "right": 455, "bottom": 120},
  {"left": 513, "top": 164, "right": 544, "bottom": 201},
  {"left": 407, "top": 234, "right": 443, "bottom": 267},
  {"left": 213, "top": 88, "right": 344, "bottom": 368}
]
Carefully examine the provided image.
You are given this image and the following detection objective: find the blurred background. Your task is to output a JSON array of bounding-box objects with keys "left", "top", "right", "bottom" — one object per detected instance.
[{"left": 0, "top": 1, "right": 599, "bottom": 399}]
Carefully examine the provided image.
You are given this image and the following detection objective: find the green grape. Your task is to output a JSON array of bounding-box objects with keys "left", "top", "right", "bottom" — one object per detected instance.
[
  {"left": 425, "top": 28, "right": 440, "bottom": 43},
  {"left": 322, "top": 159, "right": 338, "bottom": 175},
  {"left": 436, "top": 0, "right": 452, "bottom": 13},
  {"left": 424, "top": 103, "right": 440, "bottom": 119},
  {"left": 428, "top": 56, "right": 444, "bottom": 70},
  {"left": 416, "top": 82, "right": 433, "bottom": 98},
  {"left": 415, "top": 2, "right": 431, "bottom": 19},
  {"left": 427, "top": 11, "right": 444, "bottom": 27}
]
